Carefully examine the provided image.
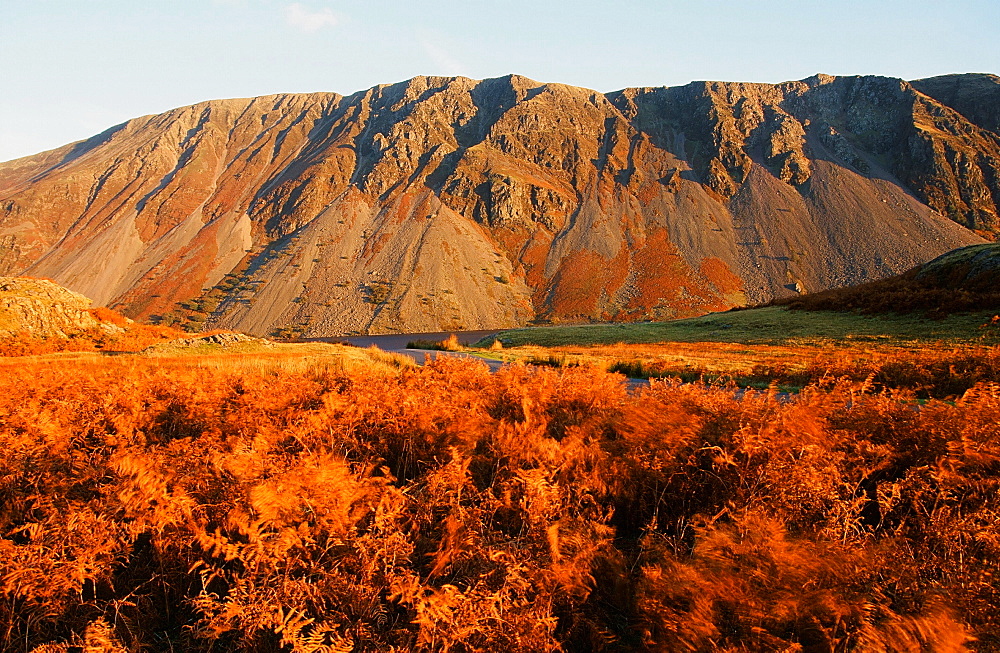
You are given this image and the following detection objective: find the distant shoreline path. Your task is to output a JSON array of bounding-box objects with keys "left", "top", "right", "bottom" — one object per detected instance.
[
  {"left": 308, "top": 329, "right": 501, "bottom": 350},
  {"left": 304, "top": 329, "right": 693, "bottom": 392},
  {"left": 303, "top": 330, "right": 802, "bottom": 397},
  {"left": 304, "top": 329, "right": 507, "bottom": 372}
]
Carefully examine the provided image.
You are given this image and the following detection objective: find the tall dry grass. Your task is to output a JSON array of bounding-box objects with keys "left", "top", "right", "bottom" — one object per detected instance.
[
  {"left": 512, "top": 340, "right": 1000, "bottom": 399},
  {"left": 0, "top": 323, "right": 185, "bottom": 357},
  {"left": 0, "top": 354, "right": 996, "bottom": 651}
]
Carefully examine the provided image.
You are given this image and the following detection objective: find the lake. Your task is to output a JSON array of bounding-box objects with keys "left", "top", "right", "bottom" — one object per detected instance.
[{"left": 305, "top": 329, "right": 502, "bottom": 351}]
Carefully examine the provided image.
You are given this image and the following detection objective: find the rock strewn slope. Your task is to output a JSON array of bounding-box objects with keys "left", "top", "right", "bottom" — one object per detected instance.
[{"left": 0, "top": 74, "right": 996, "bottom": 336}]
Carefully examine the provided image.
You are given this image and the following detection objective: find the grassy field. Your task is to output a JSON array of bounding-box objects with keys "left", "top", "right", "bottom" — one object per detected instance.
[
  {"left": 3, "top": 316, "right": 1000, "bottom": 650},
  {"left": 462, "top": 339, "right": 1000, "bottom": 397},
  {"left": 450, "top": 307, "right": 1000, "bottom": 394},
  {"left": 0, "top": 340, "right": 416, "bottom": 375},
  {"left": 476, "top": 306, "right": 1000, "bottom": 348},
  {"left": 3, "top": 345, "right": 998, "bottom": 651}
]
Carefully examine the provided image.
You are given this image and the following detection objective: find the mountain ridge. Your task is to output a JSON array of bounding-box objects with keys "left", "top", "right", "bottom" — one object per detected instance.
[{"left": 0, "top": 72, "right": 996, "bottom": 335}]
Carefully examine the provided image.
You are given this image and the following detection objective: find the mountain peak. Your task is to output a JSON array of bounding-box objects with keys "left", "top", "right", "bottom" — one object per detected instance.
[{"left": 0, "top": 72, "right": 996, "bottom": 336}]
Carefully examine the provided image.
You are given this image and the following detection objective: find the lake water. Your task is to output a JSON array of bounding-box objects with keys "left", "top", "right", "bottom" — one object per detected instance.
[{"left": 305, "top": 329, "right": 502, "bottom": 351}]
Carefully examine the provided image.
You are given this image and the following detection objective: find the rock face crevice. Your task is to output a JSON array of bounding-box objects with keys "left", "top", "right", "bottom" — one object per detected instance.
[{"left": 0, "top": 73, "right": 996, "bottom": 335}]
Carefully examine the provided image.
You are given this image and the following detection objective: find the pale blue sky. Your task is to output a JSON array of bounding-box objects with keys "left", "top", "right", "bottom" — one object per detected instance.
[{"left": 1, "top": 0, "right": 997, "bottom": 162}]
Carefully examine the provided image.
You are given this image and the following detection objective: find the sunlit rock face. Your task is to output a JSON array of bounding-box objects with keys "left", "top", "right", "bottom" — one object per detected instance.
[
  {"left": 0, "top": 73, "right": 995, "bottom": 336},
  {"left": 0, "top": 277, "right": 117, "bottom": 338}
]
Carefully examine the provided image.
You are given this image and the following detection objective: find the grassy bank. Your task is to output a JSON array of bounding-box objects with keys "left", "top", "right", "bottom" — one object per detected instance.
[
  {"left": 477, "top": 306, "right": 1000, "bottom": 348},
  {"left": 0, "top": 340, "right": 416, "bottom": 375}
]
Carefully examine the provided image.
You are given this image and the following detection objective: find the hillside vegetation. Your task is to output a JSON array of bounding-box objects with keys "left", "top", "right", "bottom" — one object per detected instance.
[
  {"left": 1, "top": 352, "right": 997, "bottom": 651},
  {"left": 771, "top": 243, "right": 1000, "bottom": 318},
  {"left": 467, "top": 339, "right": 1000, "bottom": 399}
]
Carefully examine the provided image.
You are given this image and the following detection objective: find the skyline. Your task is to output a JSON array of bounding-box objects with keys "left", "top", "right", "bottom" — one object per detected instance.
[{"left": 2, "top": 0, "right": 998, "bottom": 163}]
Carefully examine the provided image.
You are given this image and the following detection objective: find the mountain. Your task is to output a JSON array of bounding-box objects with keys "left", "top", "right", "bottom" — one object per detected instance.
[{"left": 1, "top": 73, "right": 997, "bottom": 336}]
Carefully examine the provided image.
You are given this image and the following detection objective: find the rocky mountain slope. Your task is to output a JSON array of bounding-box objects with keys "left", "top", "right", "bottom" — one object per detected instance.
[
  {"left": 1, "top": 73, "right": 997, "bottom": 335},
  {"left": 911, "top": 73, "right": 1000, "bottom": 136}
]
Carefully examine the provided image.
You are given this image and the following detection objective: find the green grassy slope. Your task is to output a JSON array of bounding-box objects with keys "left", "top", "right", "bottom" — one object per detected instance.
[{"left": 477, "top": 306, "right": 1000, "bottom": 348}]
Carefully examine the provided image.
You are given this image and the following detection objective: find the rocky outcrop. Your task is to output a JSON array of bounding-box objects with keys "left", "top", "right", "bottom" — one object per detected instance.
[
  {"left": 610, "top": 75, "right": 1000, "bottom": 235},
  {"left": 911, "top": 74, "right": 1000, "bottom": 135},
  {"left": 0, "top": 277, "right": 123, "bottom": 337},
  {"left": 142, "top": 331, "right": 274, "bottom": 353},
  {"left": 0, "top": 73, "right": 996, "bottom": 335}
]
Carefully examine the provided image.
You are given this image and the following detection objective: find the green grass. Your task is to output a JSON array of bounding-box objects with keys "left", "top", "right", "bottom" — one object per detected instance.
[
  {"left": 923, "top": 242, "right": 1000, "bottom": 270},
  {"left": 475, "top": 306, "right": 1000, "bottom": 348}
]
